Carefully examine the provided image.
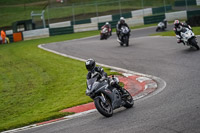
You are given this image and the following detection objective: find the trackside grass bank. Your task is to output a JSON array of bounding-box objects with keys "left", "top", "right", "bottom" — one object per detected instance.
[
  {"left": 0, "top": 23, "right": 170, "bottom": 132},
  {"left": 150, "top": 26, "right": 200, "bottom": 36},
  {"left": 0, "top": 30, "right": 123, "bottom": 132}
]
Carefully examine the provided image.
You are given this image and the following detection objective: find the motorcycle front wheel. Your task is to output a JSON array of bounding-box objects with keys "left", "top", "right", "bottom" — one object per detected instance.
[
  {"left": 156, "top": 27, "right": 159, "bottom": 32},
  {"left": 190, "top": 38, "right": 199, "bottom": 50},
  {"left": 125, "top": 36, "right": 129, "bottom": 46},
  {"left": 123, "top": 89, "right": 134, "bottom": 108},
  {"left": 94, "top": 97, "right": 113, "bottom": 117},
  {"left": 100, "top": 34, "right": 104, "bottom": 40}
]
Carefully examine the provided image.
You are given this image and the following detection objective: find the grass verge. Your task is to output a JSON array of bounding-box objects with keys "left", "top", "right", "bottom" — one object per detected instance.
[
  {"left": 0, "top": 30, "right": 120, "bottom": 132},
  {"left": 0, "top": 23, "right": 167, "bottom": 131}
]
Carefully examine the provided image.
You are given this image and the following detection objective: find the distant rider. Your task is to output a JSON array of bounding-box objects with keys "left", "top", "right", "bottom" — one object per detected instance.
[
  {"left": 173, "top": 20, "right": 192, "bottom": 44},
  {"left": 85, "top": 58, "right": 127, "bottom": 97},
  {"left": 116, "top": 17, "right": 130, "bottom": 42},
  {"left": 101, "top": 22, "right": 112, "bottom": 36}
]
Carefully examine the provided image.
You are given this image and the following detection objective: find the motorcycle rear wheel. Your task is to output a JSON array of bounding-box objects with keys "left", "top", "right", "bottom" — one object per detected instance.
[
  {"left": 94, "top": 97, "right": 113, "bottom": 117},
  {"left": 123, "top": 90, "right": 134, "bottom": 108}
]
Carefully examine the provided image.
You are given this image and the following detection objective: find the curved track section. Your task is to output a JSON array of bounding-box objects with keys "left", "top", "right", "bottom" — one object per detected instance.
[{"left": 16, "top": 26, "right": 200, "bottom": 133}]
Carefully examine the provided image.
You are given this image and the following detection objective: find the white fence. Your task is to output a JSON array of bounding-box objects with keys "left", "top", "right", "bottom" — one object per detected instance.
[
  {"left": 131, "top": 8, "right": 152, "bottom": 18},
  {"left": 23, "top": 28, "right": 49, "bottom": 40},
  {"left": 73, "top": 23, "right": 98, "bottom": 32},
  {"left": 197, "top": 0, "right": 200, "bottom": 5},
  {"left": 126, "top": 17, "right": 144, "bottom": 26},
  {"left": 165, "top": 11, "right": 187, "bottom": 21},
  {"left": 49, "top": 21, "right": 71, "bottom": 28},
  {"left": 91, "top": 15, "right": 112, "bottom": 23}
]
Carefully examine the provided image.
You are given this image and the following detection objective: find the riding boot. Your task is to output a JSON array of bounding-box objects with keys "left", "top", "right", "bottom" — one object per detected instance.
[{"left": 120, "top": 87, "right": 129, "bottom": 98}]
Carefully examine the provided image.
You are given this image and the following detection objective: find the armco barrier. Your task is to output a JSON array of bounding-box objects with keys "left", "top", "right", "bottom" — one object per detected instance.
[
  {"left": 49, "top": 26, "right": 74, "bottom": 36},
  {"left": 165, "top": 11, "right": 187, "bottom": 21},
  {"left": 91, "top": 15, "right": 112, "bottom": 23},
  {"left": 131, "top": 8, "right": 152, "bottom": 17},
  {"left": 98, "top": 20, "right": 118, "bottom": 30},
  {"left": 73, "top": 19, "right": 91, "bottom": 25},
  {"left": 126, "top": 17, "right": 144, "bottom": 26},
  {"left": 187, "top": 10, "right": 200, "bottom": 18},
  {"left": 73, "top": 23, "right": 98, "bottom": 32},
  {"left": 152, "top": 6, "right": 172, "bottom": 14},
  {"left": 174, "top": 0, "right": 196, "bottom": 6},
  {"left": 112, "top": 12, "right": 132, "bottom": 21},
  {"left": 197, "top": 0, "right": 200, "bottom": 5},
  {"left": 23, "top": 28, "right": 49, "bottom": 40},
  {"left": 144, "top": 14, "right": 165, "bottom": 24},
  {"left": 187, "top": 15, "right": 200, "bottom": 26},
  {"left": 49, "top": 21, "right": 71, "bottom": 28}
]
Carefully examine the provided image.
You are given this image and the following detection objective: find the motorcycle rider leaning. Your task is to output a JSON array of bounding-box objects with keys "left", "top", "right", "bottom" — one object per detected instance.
[
  {"left": 85, "top": 58, "right": 128, "bottom": 97},
  {"left": 173, "top": 20, "right": 192, "bottom": 44},
  {"left": 102, "top": 22, "right": 112, "bottom": 36},
  {"left": 116, "top": 17, "right": 131, "bottom": 42}
]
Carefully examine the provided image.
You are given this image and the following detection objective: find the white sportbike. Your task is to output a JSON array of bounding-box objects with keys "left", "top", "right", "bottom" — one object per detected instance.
[{"left": 178, "top": 27, "right": 199, "bottom": 50}]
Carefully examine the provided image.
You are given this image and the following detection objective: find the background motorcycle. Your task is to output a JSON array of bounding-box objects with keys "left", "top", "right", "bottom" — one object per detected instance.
[
  {"left": 156, "top": 21, "right": 166, "bottom": 32},
  {"left": 86, "top": 72, "right": 134, "bottom": 117},
  {"left": 100, "top": 26, "right": 111, "bottom": 40},
  {"left": 178, "top": 27, "right": 199, "bottom": 50},
  {"left": 118, "top": 26, "right": 130, "bottom": 46}
]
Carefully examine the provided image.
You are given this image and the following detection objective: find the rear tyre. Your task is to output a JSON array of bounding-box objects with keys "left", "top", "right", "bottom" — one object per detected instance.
[
  {"left": 123, "top": 90, "right": 134, "bottom": 108},
  {"left": 190, "top": 38, "right": 199, "bottom": 50},
  {"left": 94, "top": 97, "right": 113, "bottom": 117}
]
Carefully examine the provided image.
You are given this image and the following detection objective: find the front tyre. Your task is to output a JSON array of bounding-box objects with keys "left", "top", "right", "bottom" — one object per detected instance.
[
  {"left": 156, "top": 27, "right": 159, "bottom": 32},
  {"left": 123, "top": 89, "right": 134, "bottom": 108},
  {"left": 125, "top": 36, "right": 129, "bottom": 46},
  {"left": 190, "top": 38, "right": 199, "bottom": 50},
  {"left": 94, "top": 97, "right": 113, "bottom": 117}
]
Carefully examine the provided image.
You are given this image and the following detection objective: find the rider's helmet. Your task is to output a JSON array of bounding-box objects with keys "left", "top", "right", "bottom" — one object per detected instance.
[
  {"left": 174, "top": 20, "right": 180, "bottom": 28},
  {"left": 120, "top": 17, "right": 125, "bottom": 24},
  {"left": 105, "top": 22, "right": 109, "bottom": 25},
  {"left": 85, "top": 59, "right": 96, "bottom": 71}
]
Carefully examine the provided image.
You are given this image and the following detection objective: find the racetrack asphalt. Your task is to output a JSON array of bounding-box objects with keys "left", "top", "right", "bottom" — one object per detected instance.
[{"left": 5, "top": 25, "right": 200, "bottom": 133}]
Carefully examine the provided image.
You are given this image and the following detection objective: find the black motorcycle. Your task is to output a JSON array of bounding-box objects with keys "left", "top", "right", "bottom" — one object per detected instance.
[
  {"left": 86, "top": 72, "right": 134, "bottom": 117},
  {"left": 118, "top": 26, "right": 130, "bottom": 46}
]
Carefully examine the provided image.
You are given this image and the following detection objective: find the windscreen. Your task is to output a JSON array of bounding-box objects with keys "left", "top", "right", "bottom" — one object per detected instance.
[{"left": 87, "top": 77, "right": 97, "bottom": 90}]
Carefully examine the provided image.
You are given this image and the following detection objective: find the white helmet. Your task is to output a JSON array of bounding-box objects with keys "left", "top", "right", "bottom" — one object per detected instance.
[
  {"left": 105, "top": 22, "right": 109, "bottom": 25},
  {"left": 120, "top": 17, "right": 125, "bottom": 23},
  {"left": 120, "top": 17, "right": 125, "bottom": 21}
]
